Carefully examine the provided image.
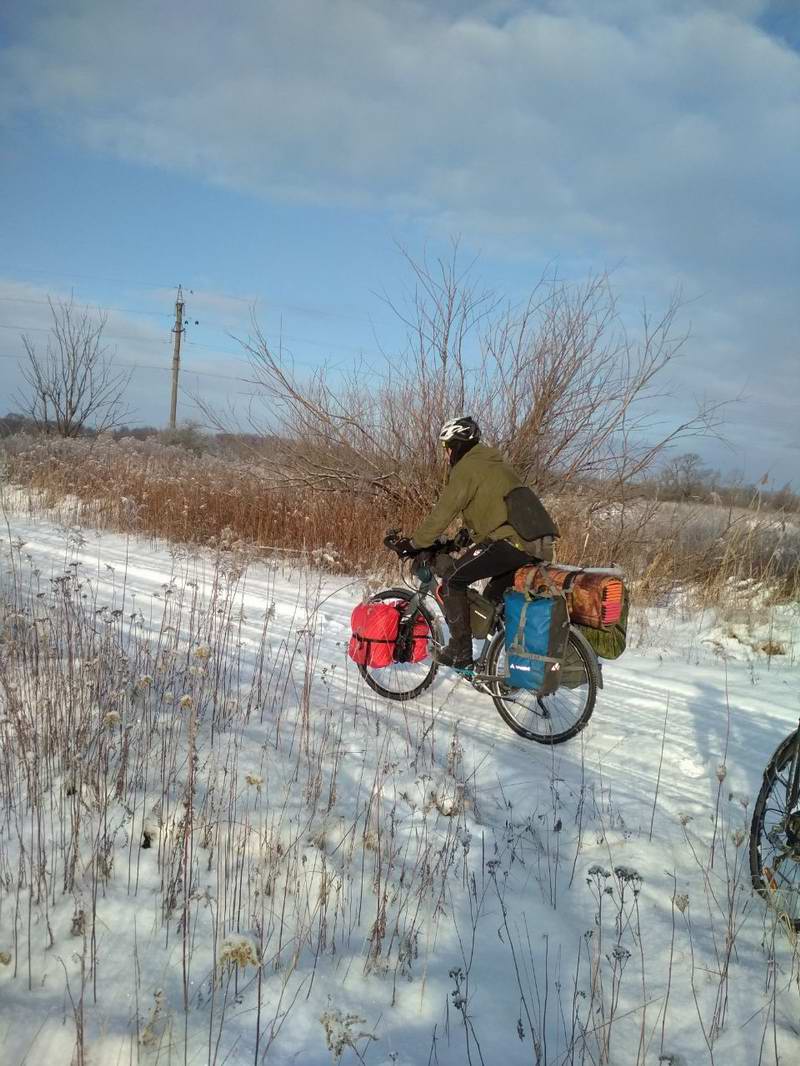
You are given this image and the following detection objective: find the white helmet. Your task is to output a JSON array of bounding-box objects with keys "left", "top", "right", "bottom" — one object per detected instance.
[{"left": 439, "top": 416, "right": 481, "bottom": 446}]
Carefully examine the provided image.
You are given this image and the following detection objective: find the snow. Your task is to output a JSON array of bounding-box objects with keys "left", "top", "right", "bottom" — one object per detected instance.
[{"left": 0, "top": 497, "right": 799, "bottom": 1066}]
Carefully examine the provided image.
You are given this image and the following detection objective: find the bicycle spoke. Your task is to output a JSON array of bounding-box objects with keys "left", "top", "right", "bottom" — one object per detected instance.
[
  {"left": 486, "top": 628, "right": 596, "bottom": 743},
  {"left": 751, "top": 728, "right": 800, "bottom": 931},
  {"left": 358, "top": 590, "right": 440, "bottom": 701}
]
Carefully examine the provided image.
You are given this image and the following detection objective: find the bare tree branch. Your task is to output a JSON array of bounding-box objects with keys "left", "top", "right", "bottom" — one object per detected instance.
[{"left": 201, "top": 248, "right": 728, "bottom": 528}]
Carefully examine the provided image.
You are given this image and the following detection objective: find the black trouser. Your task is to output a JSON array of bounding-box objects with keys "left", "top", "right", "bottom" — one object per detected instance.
[
  {"left": 440, "top": 539, "right": 533, "bottom": 643},
  {"left": 446, "top": 539, "right": 533, "bottom": 601}
]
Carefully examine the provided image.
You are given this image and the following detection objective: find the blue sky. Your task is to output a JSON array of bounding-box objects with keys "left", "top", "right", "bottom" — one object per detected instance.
[{"left": 0, "top": 0, "right": 798, "bottom": 485}]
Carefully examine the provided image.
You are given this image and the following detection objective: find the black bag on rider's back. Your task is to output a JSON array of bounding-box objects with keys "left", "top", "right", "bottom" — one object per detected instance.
[{"left": 504, "top": 486, "right": 560, "bottom": 542}]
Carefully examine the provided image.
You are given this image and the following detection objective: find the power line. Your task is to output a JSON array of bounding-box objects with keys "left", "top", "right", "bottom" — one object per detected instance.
[
  {"left": 185, "top": 341, "right": 251, "bottom": 364},
  {"left": 0, "top": 321, "right": 250, "bottom": 361},
  {"left": 0, "top": 321, "right": 172, "bottom": 346},
  {"left": 1, "top": 269, "right": 178, "bottom": 291},
  {"left": 0, "top": 296, "right": 172, "bottom": 318},
  {"left": 1, "top": 268, "right": 395, "bottom": 326},
  {"left": 192, "top": 323, "right": 375, "bottom": 354},
  {"left": 0, "top": 349, "right": 255, "bottom": 383},
  {"left": 0, "top": 260, "right": 398, "bottom": 356},
  {"left": 0, "top": 349, "right": 388, "bottom": 387},
  {"left": 0, "top": 321, "right": 354, "bottom": 373},
  {"left": 0, "top": 320, "right": 336, "bottom": 354},
  {"left": 4, "top": 269, "right": 260, "bottom": 308}
]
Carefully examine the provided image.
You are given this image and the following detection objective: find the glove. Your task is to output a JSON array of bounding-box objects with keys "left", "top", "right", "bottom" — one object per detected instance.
[
  {"left": 454, "top": 527, "right": 473, "bottom": 549},
  {"left": 393, "top": 537, "right": 417, "bottom": 559}
]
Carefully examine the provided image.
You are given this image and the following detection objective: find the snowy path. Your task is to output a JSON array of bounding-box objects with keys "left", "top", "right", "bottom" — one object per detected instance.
[{"left": 1, "top": 502, "right": 799, "bottom": 1065}]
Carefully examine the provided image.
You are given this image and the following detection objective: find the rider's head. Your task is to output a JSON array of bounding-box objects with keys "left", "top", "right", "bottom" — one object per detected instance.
[{"left": 439, "top": 416, "right": 480, "bottom": 465}]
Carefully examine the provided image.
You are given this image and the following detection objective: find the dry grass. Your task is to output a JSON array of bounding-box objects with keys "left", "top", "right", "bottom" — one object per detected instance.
[
  {"left": 1, "top": 433, "right": 413, "bottom": 571},
  {"left": 554, "top": 494, "right": 800, "bottom": 604},
  {"left": 2, "top": 432, "right": 799, "bottom": 608}
]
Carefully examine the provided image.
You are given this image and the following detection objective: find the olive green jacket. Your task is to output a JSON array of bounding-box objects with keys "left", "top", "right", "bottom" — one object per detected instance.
[{"left": 411, "top": 444, "right": 553, "bottom": 557}]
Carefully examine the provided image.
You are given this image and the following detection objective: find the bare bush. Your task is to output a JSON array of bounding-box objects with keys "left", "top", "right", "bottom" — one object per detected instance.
[
  {"left": 232, "top": 247, "right": 722, "bottom": 515},
  {"left": 17, "top": 297, "right": 131, "bottom": 437}
]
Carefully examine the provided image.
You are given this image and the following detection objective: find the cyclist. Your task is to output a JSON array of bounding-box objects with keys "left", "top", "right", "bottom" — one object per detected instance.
[{"left": 393, "top": 416, "right": 558, "bottom": 668}]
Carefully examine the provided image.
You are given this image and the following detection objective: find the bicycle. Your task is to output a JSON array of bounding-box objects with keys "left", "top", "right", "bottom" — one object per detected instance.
[
  {"left": 356, "top": 530, "right": 601, "bottom": 744},
  {"left": 750, "top": 717, "right": 800, "bottom": 934}
]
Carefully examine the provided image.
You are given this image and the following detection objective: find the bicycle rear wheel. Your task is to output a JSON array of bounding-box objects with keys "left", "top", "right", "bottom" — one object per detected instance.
[
  {"left": 750, "top": 728, "right": 800, "bottom": 931},
  {"left": 358, "top": 588, "right": 441, "bottom": 701},
  {"left": 485, "top": 625, "right": 598, "bottom": 743}
]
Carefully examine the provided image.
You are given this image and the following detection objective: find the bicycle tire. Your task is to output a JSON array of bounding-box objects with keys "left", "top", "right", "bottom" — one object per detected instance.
[
  {"left": 358, "top": 588, "right": 441, "bottom": 701},
  {"left": 749, "top": 727, "right": 800, "bottom": 931},
  {"left": 485, "top": 624, "right": 599, "bottom": 743}
]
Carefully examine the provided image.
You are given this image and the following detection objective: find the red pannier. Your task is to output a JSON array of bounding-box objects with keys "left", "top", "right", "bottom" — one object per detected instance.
[
  {"left": 349, "top": 603, "right": 399, "bottom": 667},
  {"left": 348, "top": 602, "right": 431, "bottom": 667},
  {"left": 408, "top": 615, "right": 431, "bottom": 663}
]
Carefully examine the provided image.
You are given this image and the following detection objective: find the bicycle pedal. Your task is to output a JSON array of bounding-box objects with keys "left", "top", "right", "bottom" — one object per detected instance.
[{"left": 452, "top": 664, "right": 475, "bottom": 678}]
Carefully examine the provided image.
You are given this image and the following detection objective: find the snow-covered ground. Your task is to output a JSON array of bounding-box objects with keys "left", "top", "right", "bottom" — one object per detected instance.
[{"left": 0, "top": 497, "right": 798, "bottom": 1066}]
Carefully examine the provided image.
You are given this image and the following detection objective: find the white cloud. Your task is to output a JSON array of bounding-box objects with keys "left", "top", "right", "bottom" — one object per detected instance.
[
  {"left": 1, "top": 1, "right": 798, "bottom": 478},
  {"left": 3, "top": 2, "right": 797, "bottom": 252}
]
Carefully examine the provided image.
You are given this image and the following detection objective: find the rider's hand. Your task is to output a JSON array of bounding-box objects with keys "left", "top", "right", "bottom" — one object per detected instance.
[
  {"left": 393, "top": 537, "right": 417, "bottom": 559},
  {"left": 454, "top": 527, "right": 472, "bottom": 549}
]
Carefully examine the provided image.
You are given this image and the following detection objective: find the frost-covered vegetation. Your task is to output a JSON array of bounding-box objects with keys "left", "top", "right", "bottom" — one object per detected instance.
[
  {"left": 0, "top": 489, "right": 798, "bottom": 1064},
  {"left": 2, "top": 432, "right": 799, "bottom": 613}
]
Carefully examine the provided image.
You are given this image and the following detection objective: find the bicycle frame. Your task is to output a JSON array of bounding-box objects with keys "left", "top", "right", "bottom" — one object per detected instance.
[
  {"left": 397, "top": 561, "right": 595, "bottom": 690},
  {"left": 373, "top": 543, "right": 601, "bottom": 743},
  {"left": 395, "top": 561, "right": 501, "bottom": 668}
]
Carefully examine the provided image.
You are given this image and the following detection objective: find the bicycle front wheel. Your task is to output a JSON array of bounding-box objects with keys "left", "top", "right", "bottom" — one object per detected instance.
[
  {"left": 750, "top": 728, "right": 800, "bottom": 931},
  {"left": 358, "top": 588, "right": 441, "bottom": 701},
  {"left": 485, "top": 625, "right": 598, "bottom": 743}
]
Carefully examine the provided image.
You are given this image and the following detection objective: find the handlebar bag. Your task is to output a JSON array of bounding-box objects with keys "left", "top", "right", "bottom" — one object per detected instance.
[
  {"left": 348, "top": 603, "right": 400, "bottom": 667},
  {"left": 504, "top": 582, "right": 569, "bottom": 694},
  {"left": 513, "top": 564, "right": 625, "bottom": 630}
]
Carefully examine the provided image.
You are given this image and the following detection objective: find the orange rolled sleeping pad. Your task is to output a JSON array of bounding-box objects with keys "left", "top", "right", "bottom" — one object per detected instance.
[{"left": 513, "top": 565, "right": 625, "bottom": 630}]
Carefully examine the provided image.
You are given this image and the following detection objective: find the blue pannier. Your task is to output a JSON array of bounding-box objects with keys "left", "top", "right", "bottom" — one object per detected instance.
[{"left": 504, "top": 588, "right": 569, "bottom": 693}]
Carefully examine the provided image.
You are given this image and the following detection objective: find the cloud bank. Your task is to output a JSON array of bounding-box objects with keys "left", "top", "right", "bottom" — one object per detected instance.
[{"left": 1, "top": 1, "right": 798, "bottom": 477}]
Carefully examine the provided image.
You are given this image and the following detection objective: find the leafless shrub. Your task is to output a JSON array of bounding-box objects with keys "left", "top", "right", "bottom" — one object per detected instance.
[
  {"left": 17, "top": 297, "right": 131, "bottom": 437},
  {"left": 233, "top": 247, "right": 722, "bottom": 514}
]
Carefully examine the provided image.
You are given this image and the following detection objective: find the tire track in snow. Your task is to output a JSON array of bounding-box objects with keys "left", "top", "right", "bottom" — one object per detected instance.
[{"left": 3, "top": 512, "right": 793, "bottom": 840}]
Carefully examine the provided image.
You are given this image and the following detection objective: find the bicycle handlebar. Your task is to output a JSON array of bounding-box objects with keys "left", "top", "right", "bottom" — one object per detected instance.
[{"left": 383, "top": 527, "right": 471, "bottom": 558}]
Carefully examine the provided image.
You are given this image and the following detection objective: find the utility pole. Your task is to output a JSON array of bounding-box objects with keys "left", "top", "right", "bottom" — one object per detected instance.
[{"left": 169, "top": 285, "right": 185, "bottom": 430}]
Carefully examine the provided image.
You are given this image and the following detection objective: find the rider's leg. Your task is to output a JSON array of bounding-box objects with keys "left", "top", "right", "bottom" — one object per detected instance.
[
  {"left": 484, "top": 536, "right": 554, "bottom": 603},
  {"left": 483, "top": 570, "right": 517, "bottom": 605},
  {"left": 437, "top": 588, "right": 473, "bottom": 667},
  {"left": 437, "top": 540, "right": 531, "bottom": 667}
]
